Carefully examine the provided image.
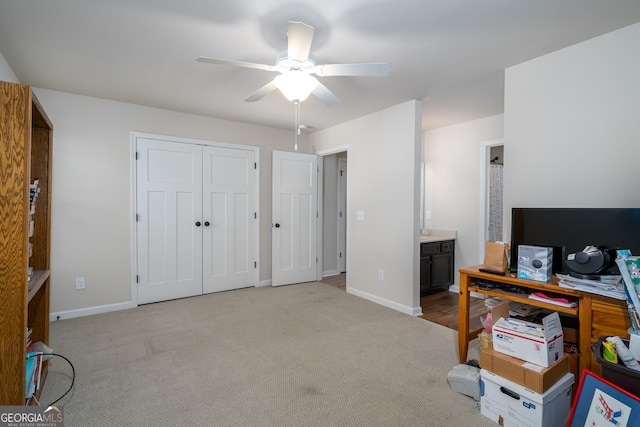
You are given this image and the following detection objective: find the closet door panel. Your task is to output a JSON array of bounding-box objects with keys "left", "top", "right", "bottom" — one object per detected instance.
[
  {"left": 137, "top": 138, "right": 203, "bottom": 304},
  {"left": 202, "top": 146, "right": 256, "bottom": 293}
]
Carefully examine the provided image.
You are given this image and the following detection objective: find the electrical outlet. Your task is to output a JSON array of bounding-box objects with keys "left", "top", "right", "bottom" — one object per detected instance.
[
  {"left": 75, "top": 276, "right": 85, "bottom": 290},
  {"left": 378, "top": 269, "right": 384, "bottom": 280}
]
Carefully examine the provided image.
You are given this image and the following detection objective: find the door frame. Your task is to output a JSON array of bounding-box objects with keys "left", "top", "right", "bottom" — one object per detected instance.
[
  {"left": 478, "top": 139, "right": 504, "bottom": 263},
  {"left": 337, "top": 157, "right": 347, "bottom": 273},
  {"left": 315, "top": 145, "right": 350, "bottom": 284},
  {"left": 130, "top": 132, "right": 260, "bottom": 306}
]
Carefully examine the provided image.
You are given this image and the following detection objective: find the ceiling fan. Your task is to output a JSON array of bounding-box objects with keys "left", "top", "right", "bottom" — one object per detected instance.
[{"left": 196, "top": 21, "right": 391, "bottom": 106}]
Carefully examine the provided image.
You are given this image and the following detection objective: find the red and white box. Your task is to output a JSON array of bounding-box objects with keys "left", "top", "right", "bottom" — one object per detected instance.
[{"left": 492, "top": 311, "right": 564, "bottom": 367}]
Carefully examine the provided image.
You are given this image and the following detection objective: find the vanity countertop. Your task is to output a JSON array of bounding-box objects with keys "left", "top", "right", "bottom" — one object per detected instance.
[{"left": 419, "top": 229, "right": 457, "bottom": 243}]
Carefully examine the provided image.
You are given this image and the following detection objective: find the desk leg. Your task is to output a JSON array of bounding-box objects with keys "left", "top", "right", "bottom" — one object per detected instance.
[
  {"left": 578, "top": 296, "right": 592, "bottom": 375},
  {"left": 458, "top": 271, "right": 471, "bottom": 363}
]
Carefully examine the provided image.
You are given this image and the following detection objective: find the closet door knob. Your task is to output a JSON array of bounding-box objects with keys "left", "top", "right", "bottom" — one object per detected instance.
[
  {"left": 195, "top": 221, "right": 201, "bottom": 227},
  {"left": 274, "top": 223, "right": 281, "bottom": 228},
  {"left": 204, "top": 221, "right": 210, "bottom": 227}
]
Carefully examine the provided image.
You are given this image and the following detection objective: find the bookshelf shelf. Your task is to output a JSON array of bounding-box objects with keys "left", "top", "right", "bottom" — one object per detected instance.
[
  {"left": 0, "top": 81, "right": 53, "bottom": 405},
  {"left": 28, "top": 270, "right": 51, "bottom": 303}
]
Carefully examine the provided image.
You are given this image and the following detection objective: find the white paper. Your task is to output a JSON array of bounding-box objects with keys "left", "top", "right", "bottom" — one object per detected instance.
[
  {"left": 542, "top": 311, "right": 563, "bottom": 339},
  {"left": 629, "top": 333, "right": 640, "bottom": 362}
]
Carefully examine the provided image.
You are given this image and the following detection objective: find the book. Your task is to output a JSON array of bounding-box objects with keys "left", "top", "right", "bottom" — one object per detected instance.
[
  {"left": 25, "top": 346, "right": 44, "bottom": 400},
  {"left": 29, "top": 178, "right": 40, "bottom": 214},
  {"left": 528, "top": 292, "right": 578, "bottom": 308},
  {"left": 617, "top": 257, "right": 640, "bottom": 311}
]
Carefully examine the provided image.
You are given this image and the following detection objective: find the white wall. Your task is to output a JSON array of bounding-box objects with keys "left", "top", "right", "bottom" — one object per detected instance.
[
  {"left": 423, "top": 115, "right": 504, "bottom": 279},
  {"left": 503, "top": 22, "right": 640, "bottom": 238},
  {"left": 0, "top": 51, "right": 19, "bottom": 83},
  {"left": 31, "top": 88, "right": 307, "bottom": 318},
  {"left": 310, "top": 100, "right": 422, "bottom": 315}
]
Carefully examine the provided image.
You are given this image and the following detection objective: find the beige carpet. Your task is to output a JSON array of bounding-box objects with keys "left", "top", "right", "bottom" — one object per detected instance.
[{"left": 40, "top": 282, "right": 491, "bottom": 426}]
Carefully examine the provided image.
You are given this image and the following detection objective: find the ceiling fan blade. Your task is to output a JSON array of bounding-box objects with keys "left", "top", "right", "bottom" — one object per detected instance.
[
  {"left": 287, "top": 21, "right": 315, "bottom": 62},
  {"left": 311, "top": 81, "right": 341, "bottom": 106},
  {"left": 244, "top": 80, "right": 278, "bottom": 102},
  {"left": 196, "top": 56, "right": 277, "bottom": 72},
  {"left": 314, "top": 63, "right": 391, "bottom": 77}
]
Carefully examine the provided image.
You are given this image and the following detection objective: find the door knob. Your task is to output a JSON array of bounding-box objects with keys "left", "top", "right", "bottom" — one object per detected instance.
[
  {"left": 274, "top": 223, "right": 280, "bottom": 228},
  {"left": 204, "top": 221, "right": 210, "bottom": 227},
  {"left": 195, "top": 221, "right": 201, "bottom": 227}
]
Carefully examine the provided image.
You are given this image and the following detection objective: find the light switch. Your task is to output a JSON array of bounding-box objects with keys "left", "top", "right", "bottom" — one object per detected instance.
[
  {"left": 357, "top": 211, "right": 364, "bottom": 221},
  {"left": 426, "top": 210, "right": 432, "bottom": 220}
]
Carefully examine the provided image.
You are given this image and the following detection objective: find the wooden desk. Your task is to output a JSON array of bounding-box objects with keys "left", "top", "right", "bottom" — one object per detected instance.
[{"left": 458, "top": 265, "right": 631, "bottom": 375}]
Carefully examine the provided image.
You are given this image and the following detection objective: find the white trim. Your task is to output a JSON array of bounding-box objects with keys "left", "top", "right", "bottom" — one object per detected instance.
[
  {"left": 316, "top": 155, "right": 324, "bottom": 281},
  {"left": 130, "top": 133, "right": 138, "bottom": 306},
  {"left": 479, "top": 139, "right": 504, "bottom": 264},
  {"left": 337, "top": 157, "right": 347, "bottom": 273},
  {"left": 322, "top": 269, "right": 340, "bottom": 277},
  {"left": 448, "top": 285, "right": 485, "bottom": 299},
  {"left": 315, "top": 144, "right": 350, "bottom": 157},
  {"left": 253, "top": 149, "right": 261, "bottom": 288},
  {"left": 258, "top": 279, "right": 272, "bottom": 287},
  {"left": 314, "top": 147, "right": 350, "bottom": 282},
  {"left": 130, "top": 131, "right": 261, "bottom": 309},
  {"left": 131, "top": 131, "right": 259, "bottom": 152},
  {"left": 51, "top": 301, "right": 136, "bottom": 321},
  {"left": 347, "top": 287, "right": 423, "bottom": 317}
]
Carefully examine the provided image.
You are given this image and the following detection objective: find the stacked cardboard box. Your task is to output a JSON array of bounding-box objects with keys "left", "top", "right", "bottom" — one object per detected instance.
[
  {"left": 480, "top": 305, "right": 574, "bottom": 426},
  {"left": 480, "top": 347, "right": 569, "bottom": 394},
  {"left": 480, "top": 369, "right": 574, "bottom": 427}
]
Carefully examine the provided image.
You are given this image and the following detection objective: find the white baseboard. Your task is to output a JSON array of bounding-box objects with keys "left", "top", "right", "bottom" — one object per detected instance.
[
  {"left": 258, "top": 279, "right": 272, "bottom": 287},
  {"left": 322, "top": 270, "right": 340, "bottom": 277},
  {"left": 50, "top": 300, "right": 136, "bottom": 321},
  {"left": 347, "top": 287, "right": 422, "bottom": 316},
  {"left": 448, "top": 284, "right": 485, "bottom": 299}
]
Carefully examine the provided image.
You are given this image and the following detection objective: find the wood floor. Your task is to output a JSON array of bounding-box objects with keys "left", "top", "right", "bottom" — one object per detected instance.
[{"left": 320, "top": 273, "right": 486, "bottom": 331}]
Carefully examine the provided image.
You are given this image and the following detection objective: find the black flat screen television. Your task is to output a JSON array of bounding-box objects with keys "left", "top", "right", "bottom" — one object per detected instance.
[{"left": 509, "top": 208, "right": 640, "bottom": 274}]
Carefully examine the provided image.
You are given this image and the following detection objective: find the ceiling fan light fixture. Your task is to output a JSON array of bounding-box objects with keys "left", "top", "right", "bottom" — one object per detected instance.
[{"left": 274, "top": 71, "right": 318, "bottom": 102}]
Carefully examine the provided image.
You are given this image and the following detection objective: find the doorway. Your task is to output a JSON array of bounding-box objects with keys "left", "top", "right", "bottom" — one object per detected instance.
[
  {"left": 319, "top": 150, "right": 348, "bottom": 283},
  {"left": 479, "top": 140, "right": 505, "bottom": 261}
]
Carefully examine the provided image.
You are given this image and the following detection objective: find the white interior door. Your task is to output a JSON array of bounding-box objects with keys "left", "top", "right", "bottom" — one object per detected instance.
[
  {"left": 136, "top": 134, "right": 258, "bottom": 304},
  {"left": 272, "top": 151, "right": 318, "bottom": 286},
  {"left": 136, "top": 138, "right": 203, "bottom": 304},
  {"left": 202, "top": 146, "right": 256, "bottom": 293}
]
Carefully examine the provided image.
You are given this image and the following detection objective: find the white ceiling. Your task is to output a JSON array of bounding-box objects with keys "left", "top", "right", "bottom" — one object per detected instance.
[{"left": 1, "top": 0, "right": 640, "bottom": 132}]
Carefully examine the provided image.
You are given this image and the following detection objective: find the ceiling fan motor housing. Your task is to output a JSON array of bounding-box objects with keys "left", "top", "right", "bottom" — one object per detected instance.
[{"left": 276, "top": 51, "right": 316, "bottom": 72}]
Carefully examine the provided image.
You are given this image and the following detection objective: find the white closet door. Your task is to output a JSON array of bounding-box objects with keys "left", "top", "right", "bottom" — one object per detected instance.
[
  {"left": 137, "top": 138, "right": 203, "bottom": 304},
  {"left": 272, "top": 151, "right": 318, "bottom": 286},
  {"left": 202, "top": 146, "right": 256, "bottom": 293}
]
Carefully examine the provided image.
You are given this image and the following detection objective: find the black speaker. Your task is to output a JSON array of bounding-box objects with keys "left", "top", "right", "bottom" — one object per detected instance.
[{"left": 565, "top": 246, "right": 615, "bottom": 276}]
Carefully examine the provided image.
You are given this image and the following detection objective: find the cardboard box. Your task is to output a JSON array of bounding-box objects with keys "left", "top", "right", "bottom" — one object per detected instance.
[
  {"left": 492, "top": 311, "right": 564, "bottom": 367},
  {"left": 479, "top": 347, "right": 569, "bottom": 393},
  {"left": 517, "top": 245, "right": 553, "bottom": 282},
  {"left": 480, "top": 369, "right": 574, "bottom": 427}
]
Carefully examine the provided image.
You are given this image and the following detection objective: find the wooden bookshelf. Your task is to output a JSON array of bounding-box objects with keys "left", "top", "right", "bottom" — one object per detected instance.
[
  {"left": 0, "top": 81, "right": 53, "bottom": 405},
  {"left": 458, "top": 265, "right": 631, "bottom": 377}
]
